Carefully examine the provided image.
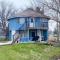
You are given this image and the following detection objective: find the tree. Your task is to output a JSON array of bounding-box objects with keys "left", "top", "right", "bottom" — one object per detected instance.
[
  {"left": 43, "top": 0, "right": 60, "bottom": 41},
  {"left": 53, "top": 27, "right": 58, "bottom": 35},
  {"left": 30, "top": 0, "right": 44, "bottom": 12},
  {"left": 0, "top": 1, "right": 17, "bottom": 37},
  {"left": 32, "top": 0, "right": 60, "bottom": 41}
]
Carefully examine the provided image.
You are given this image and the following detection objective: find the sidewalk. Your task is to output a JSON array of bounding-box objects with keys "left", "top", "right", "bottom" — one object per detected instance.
[{"left": 0, "top": 41, "right": 12, "bottom": 45}]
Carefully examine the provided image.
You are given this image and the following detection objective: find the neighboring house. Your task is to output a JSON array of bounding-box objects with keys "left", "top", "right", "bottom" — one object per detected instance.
[{"left": 8, "top": 8, "right": 50, "bottom": 43}]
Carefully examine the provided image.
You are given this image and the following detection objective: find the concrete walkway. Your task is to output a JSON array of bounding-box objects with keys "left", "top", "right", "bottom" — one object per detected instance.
[{"left": 0, "top": 41, "right": 12, "bottom": 45}]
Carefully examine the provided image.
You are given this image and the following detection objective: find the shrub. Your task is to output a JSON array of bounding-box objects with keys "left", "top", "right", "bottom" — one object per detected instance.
[{"left": 0, "top": 38, "right": 9, "bottom": 41}]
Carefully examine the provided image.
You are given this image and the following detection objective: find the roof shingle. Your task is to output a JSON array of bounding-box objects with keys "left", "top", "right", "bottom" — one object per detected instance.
[{"left": 15, "top": 8, "right": 50, "bottom": 19}]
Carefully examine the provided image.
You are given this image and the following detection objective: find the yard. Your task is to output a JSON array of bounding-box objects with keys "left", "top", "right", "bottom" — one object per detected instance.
[{"left": 0, "top": 43, "right": 60, "bottom": 60}]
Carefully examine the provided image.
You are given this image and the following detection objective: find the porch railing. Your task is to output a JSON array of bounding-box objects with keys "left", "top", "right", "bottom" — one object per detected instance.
[{"left": 27, "top": 23, "right": 48, "bottom": 29}]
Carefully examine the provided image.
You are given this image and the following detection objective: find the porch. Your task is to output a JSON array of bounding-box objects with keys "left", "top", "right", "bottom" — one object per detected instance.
[{"left": 9, "top": 29, "right": 48, "bottom": 43}]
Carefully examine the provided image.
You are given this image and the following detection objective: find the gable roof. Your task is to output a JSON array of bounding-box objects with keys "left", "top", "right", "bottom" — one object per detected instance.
[{"left": 15, "top": 8, "right": 50, "bottom": 19}]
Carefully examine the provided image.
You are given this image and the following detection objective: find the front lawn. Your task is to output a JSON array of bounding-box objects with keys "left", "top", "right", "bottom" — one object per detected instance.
[{"left": 0, "top": 43, "right": 60, "bottom": 60}]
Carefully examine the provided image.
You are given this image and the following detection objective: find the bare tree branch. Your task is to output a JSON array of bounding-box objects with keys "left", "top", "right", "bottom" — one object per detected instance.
[{"left": 0, "top": 1, "right": 18, "bottom": 37}]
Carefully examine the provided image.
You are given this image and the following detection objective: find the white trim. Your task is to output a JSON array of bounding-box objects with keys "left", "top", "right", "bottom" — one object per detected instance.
[
  {"left": 11, "top": 30, "right": 16, "bottom": 41},
  {"left": 12, "top": 30, "right": 15, "bottom": 35},
  {"left": 37, "top": 30, "right": 41, "bottom": 42}
]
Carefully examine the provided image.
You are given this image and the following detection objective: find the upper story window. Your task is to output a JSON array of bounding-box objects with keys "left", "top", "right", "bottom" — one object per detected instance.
[
  {"left": 29, "top": 18, "right": 34, "bottom": 23},
  {"left": 29, "top": 18, "right": 35, "bottom": 27},
  {"left": 42, "top": 18, "right": 48, "bottom": 23},
  {"left": 31, "top": 18, "right": 33, "bottom": 22},
  {"left": 17, "top": 18, "right": 25, "bottom": 24}
]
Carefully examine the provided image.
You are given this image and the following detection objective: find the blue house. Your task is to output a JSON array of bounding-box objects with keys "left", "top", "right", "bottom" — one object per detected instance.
[{"left": 8, "top": 8, "right": 50, "bottom": 43}]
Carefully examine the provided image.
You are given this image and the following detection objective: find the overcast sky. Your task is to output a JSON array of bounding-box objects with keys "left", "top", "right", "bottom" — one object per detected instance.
[
  {"left": 0, "top": 0, "right": 56, "bottom": 31},
  {"left": 0, "top": 0, "right": 32, "bottom": 9}
]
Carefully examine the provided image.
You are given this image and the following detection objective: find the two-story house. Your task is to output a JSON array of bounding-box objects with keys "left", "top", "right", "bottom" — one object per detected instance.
[{"left": 8, "top": 8, "right": 50, "bottom": 43}]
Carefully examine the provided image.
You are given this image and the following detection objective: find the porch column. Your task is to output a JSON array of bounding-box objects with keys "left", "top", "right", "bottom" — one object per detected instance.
[
  {"left": 37, "top": 30, "right": 41, "bottom": 42},
  {"left": 11, "top": 30, "right": 16, "bottom": 41}
]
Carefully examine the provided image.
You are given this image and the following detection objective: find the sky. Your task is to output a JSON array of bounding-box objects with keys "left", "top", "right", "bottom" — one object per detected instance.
[
  {"left": 0, "top": 0, "right": 32, "bottom": 9},
  {"left": 0, "top": 0, "right": 56, "bottom": 31}
]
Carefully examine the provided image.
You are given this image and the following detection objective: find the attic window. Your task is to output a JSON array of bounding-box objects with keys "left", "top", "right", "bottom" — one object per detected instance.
[{"left": 17, "top": 18, "right": 25, "bottom": 24}]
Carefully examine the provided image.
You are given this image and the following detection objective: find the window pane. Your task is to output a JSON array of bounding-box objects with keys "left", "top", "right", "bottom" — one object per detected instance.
[
  {"left": 19, "top": 18, "right": 25, "bottom": 24},
  {"left": 31, "top": 18, "right": 33, "bottom": 22}
]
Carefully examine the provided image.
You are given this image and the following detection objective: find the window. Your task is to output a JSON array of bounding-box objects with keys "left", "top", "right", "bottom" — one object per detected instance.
[
  {"left": 29, "top": 18, "right": 34, "bottom": 23},
  {"left": 29, "top": 18, "right": 34, "bottom": 27},
  {"left": 31, "top": 18, "right": 33, "bottom": 22},
  {"left": 19, "top": 18, "right": 25, "bottom": 24},
  {"left": 17, "top": 18, "right": 25, "bottom": 24},
  {"left": 42, "top": 19, "right": 48, "bottom": 23}
]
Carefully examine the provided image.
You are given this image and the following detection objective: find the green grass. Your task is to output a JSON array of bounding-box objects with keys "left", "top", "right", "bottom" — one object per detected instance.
[{"left": 0, "top": 43, "right": 60, "bottom": 60}]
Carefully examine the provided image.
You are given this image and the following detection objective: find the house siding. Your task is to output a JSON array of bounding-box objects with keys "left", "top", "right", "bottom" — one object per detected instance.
[
  {"left": 9, "top": 18, "right": 26, "bottom": 31},
  {"left": 25, "top": 17, "right": 48, "bottom": 29},
  {"left": 19, "top": 30, "right": 30, "bottom": 42},
  {"left": 41, "top": 30, "right": 48, "bottom": 41},
  {"left": 8, "top": 17, "right": 49, "bottom": 42},
  {"left": 35, "top": 17, "right": 41, "bottom": 29},
  {"left": 35, "top": 17, "right": 48, "bottom": 29}
]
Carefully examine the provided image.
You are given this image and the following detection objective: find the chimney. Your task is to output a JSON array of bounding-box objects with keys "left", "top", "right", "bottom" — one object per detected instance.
[
  {"left": 36, "top": 7, "right": 40, "bottom": 13},
  {"left": 36, "top": 7, "right": 44, "bottom": 14}
]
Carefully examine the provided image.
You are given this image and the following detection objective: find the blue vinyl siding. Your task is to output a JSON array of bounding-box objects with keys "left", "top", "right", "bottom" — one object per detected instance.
[
  {"left": 9, "top": 17, "right": 48, "bottom": 30},
  {"left": 35, "top": 17, "right": 48, "bottom": 29},
  {"left": 9, "top": 18, "right": 26, "bottom": 30},
  {"left": 41, "top": 30, "right": 48, "bottom": 41},
  {"left": 8, "top": 17, "right": 49, "bottom": 42},
  {"left": 20, "top": 37, "right": 32, "bottom": 42},
  {"left": 35, "top": 17, "right": 41, "bottom": 29},
  {"left": 42, "top": 18, "right": 48, "bottom": 28},
  {"left": 25, "top": 18, "right": 29, "bottom": 28},
  {"left": 43, "top": 30, "right": 48, "bottom": 41},
  {"left": 9, "top": 31, "right": 11, "bottom": 40}
]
